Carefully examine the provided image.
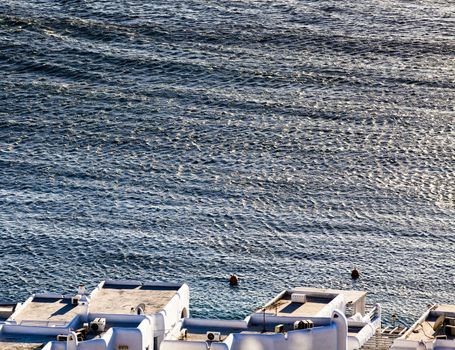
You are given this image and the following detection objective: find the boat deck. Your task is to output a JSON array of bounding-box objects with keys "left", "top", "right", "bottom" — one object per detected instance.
[
  {"left": 293, "top": 288, "right": 367, "bottom": 306},
  {"left": 89, "top": 284, "right": 178, "bottom": 315},
  {"left": 0, "top": 303, "right": 16, "bottom": 321},
  {"left": 398, "top": 305, "right": 455, "bottom": 342},
  {"left": 258, "top": 288, "right": 368, "bottom": 318},
  {"left": 0, "top": 334, "right": 56, "bottom": 350},
  {"left": 259, "top": 292, "right": 332, "bottom": 317},
  {"left": 0, "top": 342, "right": 44, "bottom": 350},
  {"left": 262, "top": 298, "right": 328, "bottom": 316},
  {"left": 12, "top": 297, "right": 81, "bottom": 325}
]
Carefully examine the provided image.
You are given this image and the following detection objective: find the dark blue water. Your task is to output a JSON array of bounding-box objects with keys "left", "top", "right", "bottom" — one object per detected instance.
[{"left": 0, "top": 0, "right": 454, "bottom": 326}]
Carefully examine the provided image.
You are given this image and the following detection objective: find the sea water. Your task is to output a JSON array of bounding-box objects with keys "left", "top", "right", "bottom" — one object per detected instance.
[{"left": 0, "top": 0, "right": 454, "bottom": 326}]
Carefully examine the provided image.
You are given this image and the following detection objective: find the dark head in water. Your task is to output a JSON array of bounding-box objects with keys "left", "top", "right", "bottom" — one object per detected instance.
[
  {"left": 351, "top": 268, "right": 360, "bottom": 280},
  {"left": 229, "top": 274, "right": 239, "bottom": 286}
]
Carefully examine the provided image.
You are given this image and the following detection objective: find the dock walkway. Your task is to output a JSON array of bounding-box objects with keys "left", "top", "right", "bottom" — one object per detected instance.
[{"left": 360, "top": 327, "right": 407, "bottom": 350}]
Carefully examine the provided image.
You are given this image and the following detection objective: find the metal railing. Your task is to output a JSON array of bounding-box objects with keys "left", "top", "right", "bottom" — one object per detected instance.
[{"left": 19, "top": 320, "right": 68, "bottom": 327}]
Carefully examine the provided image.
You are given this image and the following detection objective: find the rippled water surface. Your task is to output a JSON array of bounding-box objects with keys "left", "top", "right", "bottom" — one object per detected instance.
[{"left": 0, "top": 0, "right": 454, "bottom": 326}]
